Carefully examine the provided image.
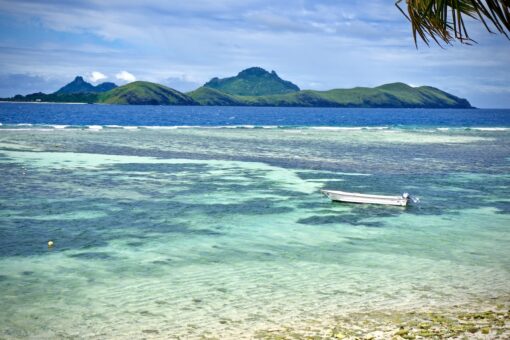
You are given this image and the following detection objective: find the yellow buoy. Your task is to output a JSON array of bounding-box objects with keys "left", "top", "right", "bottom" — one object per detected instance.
[{"left": 48, "top": 240, "right": 54, "bottom": 248}]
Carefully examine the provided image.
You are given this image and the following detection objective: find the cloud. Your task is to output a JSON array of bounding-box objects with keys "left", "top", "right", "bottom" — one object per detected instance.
[
  {"left": 115, "top": 70, "right": 136, "bottom": 83},
  {"left": 163, "top": 76, "right": 201, "bottom": 92},
  {"left": 89, "top": 71, "right": 107, "bottom": 83},
  {"left": 0, "top": 0, "right": 408, "bottom": 43}
]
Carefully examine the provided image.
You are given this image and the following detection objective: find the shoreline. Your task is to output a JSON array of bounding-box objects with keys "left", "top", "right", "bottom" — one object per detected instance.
[
  {"left": 248, "top": 301, "right": 510, "bottom": 339},
  {"left": 126, "top": 298, "right": 510, "bottom": 339},
  {"left": 0, "top": 100, "right": 477, "bottom": 109},
  {"left": 3, "top": 298, "right": 508, "bottom": 339},
  {"left": 0, "top": 100, "right": 88, "bottom": 104}
]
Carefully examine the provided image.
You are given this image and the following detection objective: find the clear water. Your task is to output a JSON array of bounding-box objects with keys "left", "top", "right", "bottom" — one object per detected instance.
[{"left": 0, "top": 104, "right": 509, "bottom": 338}]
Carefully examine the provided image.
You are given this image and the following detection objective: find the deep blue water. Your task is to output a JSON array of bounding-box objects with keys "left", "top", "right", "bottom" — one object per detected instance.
[{"left": 0, "top": 103, "right": 509, "bottom": 127}]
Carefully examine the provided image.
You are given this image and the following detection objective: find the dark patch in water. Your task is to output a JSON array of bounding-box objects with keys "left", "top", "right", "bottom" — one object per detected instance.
[
  {"left": 68, "top": 252, "right": 116, "bottom": 260},
  {"left": 344, "top": 237, "right": 366, "bottom": 242},
  {"left": 191, "top": 228, "right": 223, "bottom": 236},
  {"left": 152, "top": 259, "right": 172, "bottom": 265},
  {"left": 296, "top": 171, "right": 345, "bottom": 180},
  {"left": 139, "top": 310, "right": 158, "bottom": 317},
  {"left": 491, "top": 202, "right": 510, "bottom": 214},
  {"left": 112, "top": 162, "right": 210, "bottom": 173},
  {"left": 360, "top": 221, "right": 385, "bottom": 227},
  {"left": 296, "top": 201, "right": 333, "bottom": 209},
  {"left": 348, "top": 205, "right": 402, "bottom": 217},
  {"left": 21, "top": 271, "right": 34, "bottom": 276},
  {"left": 158, "top": 199, "right": 293, "bottom": 216},
  {"left": 297, "top": 214, "right": 384, "bottom": 227},
  {"left": 142, "top": 329, "right": 159, "bottom": 334},
  {"left": 126, "top": 241, "right": 144, "bottom": 247},
  {"left": 0, "top": 194, "right": 238, "bottom": 257},
  {"left": 297, "top": 215, "right": 337, "bottom": 225}
]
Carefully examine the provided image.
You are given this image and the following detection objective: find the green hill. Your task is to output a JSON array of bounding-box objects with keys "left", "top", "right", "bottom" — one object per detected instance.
[
  {"left": 186, "top": 87, "right": 244, "bottom": 106},
  {"left": 1, "top": 92, "right": 99, "bottom": 103},
  {"left": 99, "top": 81, "right": 197, "bottom": 105},
  {"left": 55, "top": 76, "right": 117, "bottom": 94},
  {"left": 204, "top": 67, "right": 300, "bottom": 96},
  {"left": 188, "top": 82, "right": 471, "bottom": 108}
]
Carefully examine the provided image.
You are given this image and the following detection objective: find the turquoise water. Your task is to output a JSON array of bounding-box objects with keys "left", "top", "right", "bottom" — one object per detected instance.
[{"left": 1, "top": 126, "right": 509, "bottom": 338}]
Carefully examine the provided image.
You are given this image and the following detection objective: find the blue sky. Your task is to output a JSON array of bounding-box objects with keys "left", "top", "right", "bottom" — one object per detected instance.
[{"left": 0, "top": 0, "right": 509, "bottom": 107}]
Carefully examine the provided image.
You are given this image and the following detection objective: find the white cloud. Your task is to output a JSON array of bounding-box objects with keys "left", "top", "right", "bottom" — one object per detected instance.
[
  {"left": 89, "top": 71, "right": 107, "bottom": 83},
  {"left": 115, "top": 70, "right": 136, "bottom": 82},
  {"left": 163, "top": 75, "right": 201, "bottom": 92}
]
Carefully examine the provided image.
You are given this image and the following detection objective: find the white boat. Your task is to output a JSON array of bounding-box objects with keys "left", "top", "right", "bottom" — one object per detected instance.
[{"left": 321, "top": 189, "right": 411, "bottom": 206}]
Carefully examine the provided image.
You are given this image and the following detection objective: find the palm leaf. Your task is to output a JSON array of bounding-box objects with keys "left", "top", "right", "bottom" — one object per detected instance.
[{"left": 396, "top": 0, "right": 510, "bottom": 46}]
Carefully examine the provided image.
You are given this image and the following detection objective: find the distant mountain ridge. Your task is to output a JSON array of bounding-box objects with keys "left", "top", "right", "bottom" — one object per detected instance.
[
  {"left": 204, "top": 67, "right": 300, "bottom": 96},
  {"left": 188, "top": 80, "right": 471, "bottom": 108},
  {"left": 55, "top": 76, "right": 117, "bottom": 94},
  {"left": 0, "top": 68, "right": 472, "bottom": 108}
]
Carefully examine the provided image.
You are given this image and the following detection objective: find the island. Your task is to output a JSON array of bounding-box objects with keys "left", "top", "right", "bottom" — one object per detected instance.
[{"left": 0, "top": 67, "right": 472, "bottom": 108}]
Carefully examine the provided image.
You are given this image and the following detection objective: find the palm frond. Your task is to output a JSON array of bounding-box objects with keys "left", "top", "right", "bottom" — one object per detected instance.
[{"left": 396, "top": 0, "right": 510, "bottom": 46}]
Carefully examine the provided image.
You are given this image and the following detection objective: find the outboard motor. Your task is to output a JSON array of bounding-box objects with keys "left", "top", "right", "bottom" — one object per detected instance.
[{"left": 403, "top": 192, "right": 420, "bottom": 205}]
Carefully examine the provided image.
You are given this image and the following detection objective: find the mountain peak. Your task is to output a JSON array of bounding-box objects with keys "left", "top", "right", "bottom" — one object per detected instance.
[
  {"left": 55, "top": 76, "right": 118, "bottom": 94},
  {"left": 377, "top": 82, "right": 414, "bottom": 91},
  {"left": 238, "top": 67, "right": 270, "bottom": 77},
  {"left": 204, "top": 67, "right": 300, "bottom": 96},
  {"left": 94, "top": 82, "right": 118, "bottom": 92}
]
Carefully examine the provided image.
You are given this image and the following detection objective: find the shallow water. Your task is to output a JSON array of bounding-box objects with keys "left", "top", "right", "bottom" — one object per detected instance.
[{"left": 0, "top": 123, "right": 509, "bottom": 338}]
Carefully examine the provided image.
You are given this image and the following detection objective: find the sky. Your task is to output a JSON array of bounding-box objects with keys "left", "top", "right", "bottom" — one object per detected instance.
[{"left": 0, "top": 0, "right": 509, "bottom": 108}]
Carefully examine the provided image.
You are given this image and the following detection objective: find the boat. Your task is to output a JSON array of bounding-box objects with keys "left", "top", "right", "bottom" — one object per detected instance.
[{"left": 321, "top": 189, "right": 413, "bottom": 206}]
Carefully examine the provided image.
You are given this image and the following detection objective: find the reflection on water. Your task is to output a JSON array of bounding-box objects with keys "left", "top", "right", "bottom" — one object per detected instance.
[{"left": 0, "top": 127, "right": 509, "bottom": 338}]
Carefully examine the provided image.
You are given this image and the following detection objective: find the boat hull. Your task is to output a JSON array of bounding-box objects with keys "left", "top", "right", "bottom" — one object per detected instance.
[{"left": 321, "top": 190, "right": 408, "bottom": 206}]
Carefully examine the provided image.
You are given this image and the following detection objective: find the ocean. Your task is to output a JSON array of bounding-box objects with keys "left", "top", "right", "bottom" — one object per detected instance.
[{"left": 1, "top": 103, "right": 509, "bottom": 338}]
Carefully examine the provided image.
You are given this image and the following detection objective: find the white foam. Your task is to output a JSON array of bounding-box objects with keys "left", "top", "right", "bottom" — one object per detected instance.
[
  {"left": 470, "top": 127, "right": 509, "bottom": 131},
  {"left": 0, "top": 128, "right": 54, "bottom": 131},
  {"left": 310, "top": 126, "right": 389, "bottom": 131},
  {"left": 141, "top": 126, "right": 181, "bottom": 129},
  {"left": 140, "top": 125, "right": 262, "bottom": 130},
  {"left": 1, "top": 124, "right": 509, "bottom": 133}
]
